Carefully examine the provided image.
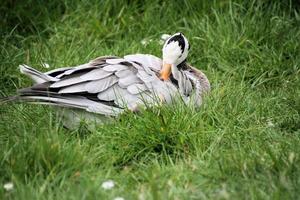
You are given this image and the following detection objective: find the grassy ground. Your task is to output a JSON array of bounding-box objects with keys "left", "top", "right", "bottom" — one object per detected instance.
[{"left": 1, "top": 0, "right": 300, "bottom": 199}]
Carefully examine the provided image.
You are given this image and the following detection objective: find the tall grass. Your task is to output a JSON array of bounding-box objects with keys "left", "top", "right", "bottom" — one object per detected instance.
[{"left": 1, "top": 0, "right": 300, "bottom": 199}]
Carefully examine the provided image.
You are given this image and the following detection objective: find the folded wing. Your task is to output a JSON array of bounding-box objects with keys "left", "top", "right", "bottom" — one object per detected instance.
[{"left": 16, "top": 54, "right": 181, "bottom": 114}]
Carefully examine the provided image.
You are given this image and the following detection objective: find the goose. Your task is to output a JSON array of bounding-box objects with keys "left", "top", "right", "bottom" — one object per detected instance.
[{"left": 1, "top": 33, "right": 210, "bottom": 128}]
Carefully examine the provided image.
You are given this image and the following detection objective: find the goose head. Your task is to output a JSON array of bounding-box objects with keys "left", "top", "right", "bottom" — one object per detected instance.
[{"left": 160, "top": 32, "right": 190, "bottom": 80}]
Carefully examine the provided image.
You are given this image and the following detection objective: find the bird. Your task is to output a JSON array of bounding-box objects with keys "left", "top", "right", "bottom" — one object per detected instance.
[{"left": 1, "top": 33, "right": 210, "bottom": 128}]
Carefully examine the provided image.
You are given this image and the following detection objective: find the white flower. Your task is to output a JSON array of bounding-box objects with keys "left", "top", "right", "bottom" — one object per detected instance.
[
  {"left": 42, "top": 63, "right": 50, "bottom": 68},
  {"left": 161, "top": 34, "right": 171, "bottom": 41},
  {"left": 267, "top": 119, "right": 275, "bottom": 127},
  {"left": 101, "top": 180, "right": 115, "bottom": 190},
  {"left": 141, "top": 39, "right": 148, "bottom": 46},
  {"left": 289, "top": 152, "right": 295, "bottom": 163},
  {"left": 114, "top": 197, "right": 125, "bottom": 200},
  {"left": 141, "top": 39, "right": 153, "bottom": 46},
  {"left": 158, "top": 40, "right": 165, "bottom": 45},
  {"left": 3, "top": 182, "right": 14, "bottom": 191}
]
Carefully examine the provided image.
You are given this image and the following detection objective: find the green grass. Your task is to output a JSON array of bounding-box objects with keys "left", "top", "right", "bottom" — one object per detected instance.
[{"left": 1, "top": 0, "right": 300, "bottom": 199}]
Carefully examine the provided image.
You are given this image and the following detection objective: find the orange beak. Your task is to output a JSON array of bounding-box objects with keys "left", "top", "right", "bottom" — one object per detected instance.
[{"left": 160, "top": 62, "right": 172, "bottom": 81}]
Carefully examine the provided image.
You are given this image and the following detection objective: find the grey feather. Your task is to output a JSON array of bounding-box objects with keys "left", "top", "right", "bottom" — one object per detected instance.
[
  {"left": 80, "top": 68, "right": 113, "bottom": 81},
  {"left": 185, "top": 79, "right": 193, "bottom": 95},
  {"left": 129, "top": 60, "right": 154, "bottom": 75},
  {"left": 22, "top": 96, "right": 88, "bottom": 109},
  {"left": 97, "top": 84, "right": 128, "bottom": 101},
  {"left": 87, "top": 104, "right": 122, "bottom": 116},
  {"left": 45, "top": 67, "right": 72, "bottom": 76},
  {"left": 127, "top": 84, "right": 147, "bottom": 94},
  {"left": 20, "top": 65, "right": 59, "bottom": 83},
  {"left": 172, "top": 66, "right": 193, "bottom": 95},
  {"left": 145, "top": 79, "right": 178, "bottom": 103},
  {"left": 114, "top": 91, "right": 140, "bottom": 110},
  {"left": 56, "top": 63, "right": 96, "bottom": 78},
  {"left": 137, "top": 70, "right": 156, "bottom": 83},
  {"left": 89, "top": 56, "right": 119, "bottom": 66},
  {"left": 118, "top": 75, "right": 141, "bottom": 88},
  {"left": 50, "top": 72, "right": 87, "bottom": 88},
  {"left": 102, "top": 64, "right": 128, "bottom": 72},
  {"left": 124, "top": 54, "right": 162, "bottom": 72},
  {"left": 85, "top": 76, "right": 118, "bottom": 93},
  {"left": 105, "top": 58, "right": 127, "bottom": 65},
  {"left": 138, "top": 92, "right": 156, "bottom": 104},
  {"left": 58, "top": 83, "right": 87, "bottom": 94},
  {"left": 115, "top": 69, "right": 135, "bottom": 78},
  {"left": 22, "top": 96, "right": 122, "bottom": 116},
  {"left": 56, "top": 108, "right": 112, "bottom": 130}
]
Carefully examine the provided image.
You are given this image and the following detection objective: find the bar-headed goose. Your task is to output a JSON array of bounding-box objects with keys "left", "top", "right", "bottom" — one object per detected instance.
[{"left": 2, "top": 33, "right": 210, "bottom": 127}]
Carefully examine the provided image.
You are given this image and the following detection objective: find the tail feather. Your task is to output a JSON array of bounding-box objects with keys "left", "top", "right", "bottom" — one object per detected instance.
[
  {"left": 19, "top": 65, "right": 59, "bottom": 84},
  {"left": 1, "top": 92, "right": 122, "bottom": 116},
  {"left": 0, "top": 95, "right": 20, "bottom": 104},
  {"left": 0, "top": 93, "right": 83, "bottom": 108},
  {"left": 1, "top": 64, "right": 123, "bottom": 116}
]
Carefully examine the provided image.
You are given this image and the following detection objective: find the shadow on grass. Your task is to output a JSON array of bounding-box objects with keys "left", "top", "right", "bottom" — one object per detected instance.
[{"left": 0, "top": 0, "right": 67, "bottom": 37}]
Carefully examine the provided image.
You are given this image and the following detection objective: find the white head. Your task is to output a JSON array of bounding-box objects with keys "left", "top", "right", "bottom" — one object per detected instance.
[{"left": 160, "top": 33, "right": 190, "bottom": 80}]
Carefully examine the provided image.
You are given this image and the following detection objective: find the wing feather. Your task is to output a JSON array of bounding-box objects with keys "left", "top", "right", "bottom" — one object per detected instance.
[
  {"left": 85, "top": 75, "right": 118, "bottom": 93},
  {"left": 97, "top": 84, "right": 127, "bottom": 101},
  {"left": 50, "top": 72, "right": 87, "bottom": 88},
  {"left": 118, "top": 75, "right": 141, "bottom": 88},
  {"left": 45, "top": 67, "right": 72, "bottom": 76},
  {"left": 114, "top": 91, "right": 141, "bottom": 110},
  {"left": 124, "top": 54, "right": 162, "bottom": 72},
  {"left": 137, "top": 70, "right": 156, "bottom": 83},
  {"left": 56, "top": 63, "right": 97, "bottom": 78},
  {"left": 106, "top": 58, "right": 127, "bottom": 64},
  {"left": 89, "top": 56, "right": 119, "bottom": 66},
  {"left": 115, "top": 69, "right": 135, "bottom": 78},
  {"left": 102, "top": 64, "right": 128, "bottom": 72},
  {"left": 80, "top": 68, "right": 113, "bottom": 81},
  {"left": 127, "top": 83, "right": 147, "bottom": 94},
  {"left": 23, "top": 96, "right": 122, "bottom": 116},
  {"left": 58, "top": 83, "right": 87, "bottom": 94}
]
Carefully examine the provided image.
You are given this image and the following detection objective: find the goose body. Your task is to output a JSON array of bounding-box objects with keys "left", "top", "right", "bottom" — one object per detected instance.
[{"left": 2, "top": 33, "right": 210, "bottom": 128}]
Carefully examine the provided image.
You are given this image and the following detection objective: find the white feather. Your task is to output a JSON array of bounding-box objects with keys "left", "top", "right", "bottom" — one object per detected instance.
[
  {"left": 105, "top": 58, "right": 126, "bottom": 65},
  {"left": 162, "top": 41, "right": 182, "bottom": 64}
]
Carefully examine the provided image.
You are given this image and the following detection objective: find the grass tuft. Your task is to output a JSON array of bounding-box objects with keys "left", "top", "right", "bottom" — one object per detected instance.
[{"left": 1, "top": 0, "right": 300, "bottom": 199}]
